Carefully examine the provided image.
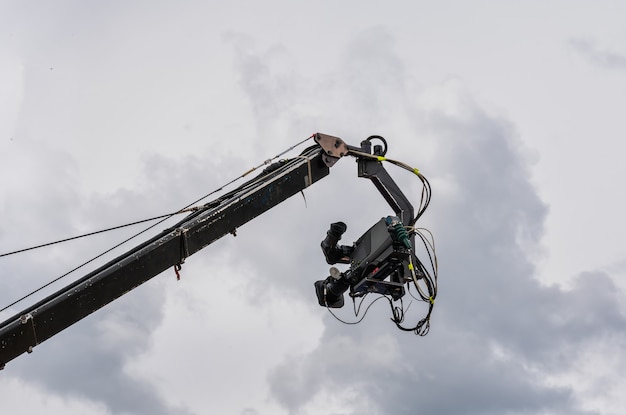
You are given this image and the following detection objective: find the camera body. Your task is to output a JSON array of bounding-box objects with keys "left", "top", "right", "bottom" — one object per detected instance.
[{"left": 315, "top": 217, "right": 414, "bottom": 308}]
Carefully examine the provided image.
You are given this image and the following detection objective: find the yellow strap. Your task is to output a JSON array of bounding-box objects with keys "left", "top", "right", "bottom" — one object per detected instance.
[
  {"left": 377, "top": 156, "right": 386, "bottom": 162},
  {"left": 429, "top": 297, "right": 434, "bottom": 305},
  {"left": 413, "top": 167, "right": 420, "bottom": 176},
  {"left": 241, "top": 167, "right": 255, "bottom": 177}
]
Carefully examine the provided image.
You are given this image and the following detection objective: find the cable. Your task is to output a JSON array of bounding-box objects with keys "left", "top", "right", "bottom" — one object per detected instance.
[
  {"left": 0, "top": 135, "right": 314, "bottom": 313},
  {"left": 152, "top": 134, "right": 315, "bottom": 217},
  {"left": 346, "top": 147, "right": 432, "bottom": 226},
  {"left": 0, "top": 220, "right": 169, "bottom": 313},
  {"left": 393, "top": 227, "right": 437, "bottom": 335},
  {"left": 0, "top": 207, "right": 202, "bottom": 259},
  {"left": 344, "top": 141, "right": 438, "bottom": 334},
  {"left": 1, "top": 141, "right": 314, "bottom": 261},
  {"left": 324, "top": 293, "right": 388, "bottom": 325},
  {"left": 388, "top": 290, "right": 433, "bottom": 336}
]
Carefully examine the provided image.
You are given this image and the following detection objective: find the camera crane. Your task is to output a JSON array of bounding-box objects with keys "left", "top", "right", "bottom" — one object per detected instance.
[{"left": 0, "top": 133, "right": 437, "bottom": 370}]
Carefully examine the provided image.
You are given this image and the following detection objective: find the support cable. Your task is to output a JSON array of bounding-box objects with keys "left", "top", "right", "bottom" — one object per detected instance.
[
  {"left": 0, "top": 207, "right": 201, "bottom": 259},
  {"left": 0, "top": 135, "right": 314, "bottom": 313}
]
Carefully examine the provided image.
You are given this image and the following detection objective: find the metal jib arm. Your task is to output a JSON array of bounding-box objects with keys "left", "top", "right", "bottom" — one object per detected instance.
[{"left": 0, "top": 133, "right": 433, "bottom": 370}]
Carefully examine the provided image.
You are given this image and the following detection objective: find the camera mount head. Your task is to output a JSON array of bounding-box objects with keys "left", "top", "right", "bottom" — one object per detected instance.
[{"left": 313, "top": 134, "right": 420, "bottom": 309}]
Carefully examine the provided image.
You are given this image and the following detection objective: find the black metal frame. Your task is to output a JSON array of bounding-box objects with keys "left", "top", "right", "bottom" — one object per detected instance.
[
  {"left": 316, "top": 138, "right": 416, "bottom": 308},
  {"left": 0, "top": 144, "right": 330, "bottom": 370}
]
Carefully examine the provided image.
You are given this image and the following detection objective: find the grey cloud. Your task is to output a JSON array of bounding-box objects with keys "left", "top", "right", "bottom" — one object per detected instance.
[
  {"left": 267, "top": 96, "right": 608, "bottom": 413},
  {"left": 5, "top": 6, "right": 626, "bottom": 414},
  {"left": 220, "top": 28, "right": 425, "bottom": 300},
  {"left": 11, "top": 287, "right": 183, "bottom": 415},
  {"left": 270, "top": 331, "right": 593, "bottom": 415},
  {"left": 0, "top": 141, "right": 243, "bottom": 414},
  {"left": 224, "top": 26, "right": 415, "bottom": 144},
  {"left": 570, "top": 38, "right": 626, "bottom": 70},
  {"left": 341, "top": 27, "right": 408, "bottom": 116},
  {"left": 226, "top": 30, "right": 624, "bottom": 415},
  {"left": 428, "top": 107, "right": 626, "bottom": 366},
  {"left": 225, "top": 32, "right": 303, "bottom": 146}
]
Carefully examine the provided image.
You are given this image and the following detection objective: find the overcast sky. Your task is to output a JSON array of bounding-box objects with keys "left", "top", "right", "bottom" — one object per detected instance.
[{"left": 2, "top": 1, "right": 626, "bottom": 414}]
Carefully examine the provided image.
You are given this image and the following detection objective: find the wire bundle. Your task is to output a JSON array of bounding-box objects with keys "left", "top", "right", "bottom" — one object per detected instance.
[{"left": 325, "top": 136, "right": 439, "bottom": 335}]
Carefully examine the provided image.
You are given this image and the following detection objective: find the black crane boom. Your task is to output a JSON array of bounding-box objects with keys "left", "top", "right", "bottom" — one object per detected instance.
[
  {"left": 0, "top": 143, "right": 330, "bottom": 369},
  {"left": 0, "top": 133, "right": 437, "bottom": 370}
]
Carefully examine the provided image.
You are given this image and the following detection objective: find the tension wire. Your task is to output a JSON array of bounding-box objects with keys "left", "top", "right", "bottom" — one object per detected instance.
[{"left": 0, "top": 134, "right": 314, "bottom": 312}]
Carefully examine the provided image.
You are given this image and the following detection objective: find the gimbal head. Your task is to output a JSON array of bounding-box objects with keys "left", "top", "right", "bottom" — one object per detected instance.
[{"left": 313, "top": 134, "right": 421, "bottom": 309}]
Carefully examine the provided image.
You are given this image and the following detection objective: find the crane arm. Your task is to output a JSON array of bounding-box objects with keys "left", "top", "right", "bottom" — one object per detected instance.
[
  {"left": 0, "top": 142, "right": 330, "bottom": 369},
  {"left": 0, "top": 133, "right": 436, "bottom": 370}
]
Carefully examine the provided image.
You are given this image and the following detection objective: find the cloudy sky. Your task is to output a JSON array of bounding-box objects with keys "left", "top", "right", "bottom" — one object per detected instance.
[{"left": 2, "top": 1, "right": 626, "bottom": 414}]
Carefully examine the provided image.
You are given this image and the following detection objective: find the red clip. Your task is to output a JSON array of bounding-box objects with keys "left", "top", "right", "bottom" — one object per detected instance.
[{"left": 174, "top": 264, "right": 182, "bottom": 281}]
